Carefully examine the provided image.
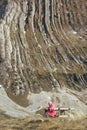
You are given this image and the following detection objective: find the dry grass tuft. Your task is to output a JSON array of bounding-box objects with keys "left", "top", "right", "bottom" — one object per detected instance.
[{"left": 0, "top": 109, "right": 87, "bottom": 130}]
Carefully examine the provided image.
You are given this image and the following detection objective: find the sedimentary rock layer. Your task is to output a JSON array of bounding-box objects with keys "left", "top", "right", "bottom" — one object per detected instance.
[{"left": 0, "top": 0, "right": 87, "bottom": 95}]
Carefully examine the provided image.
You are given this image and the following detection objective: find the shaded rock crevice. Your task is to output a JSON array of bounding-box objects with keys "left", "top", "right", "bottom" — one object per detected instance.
[{"left": 0, "top": 0, "right": 8, "bottom": 19}]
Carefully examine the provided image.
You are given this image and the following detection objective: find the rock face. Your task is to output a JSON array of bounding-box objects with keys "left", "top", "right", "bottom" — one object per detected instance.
[{"left": 0, "top": 0, "right": 87, "bottom": 96}]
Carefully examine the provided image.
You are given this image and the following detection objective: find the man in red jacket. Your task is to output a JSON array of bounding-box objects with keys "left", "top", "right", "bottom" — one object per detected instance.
[{"left": 45, "top": 102, "right": 58, "bottom": 117}]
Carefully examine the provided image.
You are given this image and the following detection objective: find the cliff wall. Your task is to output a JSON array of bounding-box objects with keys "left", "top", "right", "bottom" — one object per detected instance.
[{"left": 0, "top": 0, "right": 87, "bottom": 96}]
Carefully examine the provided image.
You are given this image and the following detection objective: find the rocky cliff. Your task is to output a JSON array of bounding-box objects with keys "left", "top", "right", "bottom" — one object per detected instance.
[{"left": 0, "top": 0, "right": 87, "bottom": 100}]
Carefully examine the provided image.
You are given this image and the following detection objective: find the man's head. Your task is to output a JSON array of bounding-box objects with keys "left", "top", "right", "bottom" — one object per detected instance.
[{"left": 48, "top": 101, "right": 52, "bottom": 106}]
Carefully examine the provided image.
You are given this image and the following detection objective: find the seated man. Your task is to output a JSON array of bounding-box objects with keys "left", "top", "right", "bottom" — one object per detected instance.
[{"left": 45, "top": 102, "right": 58, "bottom": 117}]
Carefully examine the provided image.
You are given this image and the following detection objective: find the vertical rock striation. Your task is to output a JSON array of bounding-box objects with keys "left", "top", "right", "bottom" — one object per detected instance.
[{"left": 0, "top": 0, "right": 87, "bottom": 96}]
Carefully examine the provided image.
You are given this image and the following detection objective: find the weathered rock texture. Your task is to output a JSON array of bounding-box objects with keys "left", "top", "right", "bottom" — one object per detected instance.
[{"left": 0, "top": 0, "right": 87, "bottom": 96}]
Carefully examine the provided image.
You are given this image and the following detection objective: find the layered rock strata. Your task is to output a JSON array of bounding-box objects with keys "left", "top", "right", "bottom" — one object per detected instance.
[{"left": 0, "top": 0, "right": 87, "bottom": 97}]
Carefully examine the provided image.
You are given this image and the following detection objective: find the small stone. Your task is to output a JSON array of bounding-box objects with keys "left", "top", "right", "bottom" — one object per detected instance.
[{"left": 0, "top": 85, "right": 2, "bottom": 88}]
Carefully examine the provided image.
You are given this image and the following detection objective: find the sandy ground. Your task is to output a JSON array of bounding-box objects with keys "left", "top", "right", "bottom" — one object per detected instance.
[
  {"left": 0, "top": 86, "right": 87, "bottom": 120},
  {"left": 0, "top": 87, "right": 30, "bottom": 117},
  {"left": 0, "top": 86, "right": 87, "bottom": 130}
]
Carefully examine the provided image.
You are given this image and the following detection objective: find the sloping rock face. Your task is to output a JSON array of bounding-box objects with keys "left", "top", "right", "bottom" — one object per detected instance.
[{"left": 0, "top": 0, "right": 87, "bottom": 96}]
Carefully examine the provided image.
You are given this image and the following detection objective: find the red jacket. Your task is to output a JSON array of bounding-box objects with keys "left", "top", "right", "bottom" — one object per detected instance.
[{"left": 47, "top": 102, "right": 58, "bottom": 117}]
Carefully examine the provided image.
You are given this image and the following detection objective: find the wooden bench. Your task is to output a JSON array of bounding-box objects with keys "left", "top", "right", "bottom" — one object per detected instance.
[{"left": 55, "top": 107, "right": 75, "bottom": 117}]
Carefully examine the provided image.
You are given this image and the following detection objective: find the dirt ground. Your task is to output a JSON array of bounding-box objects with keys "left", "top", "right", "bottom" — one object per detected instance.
[
  {"left": 0, "top": 87, "right": 87, "bottom": 130},
  {"left": 0, "top": 109, "right": 87, "bottom": 130}
]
